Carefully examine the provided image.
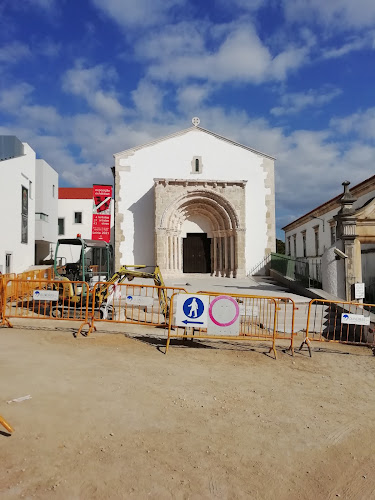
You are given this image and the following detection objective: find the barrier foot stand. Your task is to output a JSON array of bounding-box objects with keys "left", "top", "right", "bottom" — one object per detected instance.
[
  {"left": 0, "top": 415, "right": 14, "bottom": 433},
  {"left": 286, "top": 338, "right": 295, "bottom": 356},
  {"left": 299, "top": 337, "right": 312, "bottom": 357},
  {"left": 77, "top": 320, "right": 92, "bottom": 337},
  {"left": 269, "top": 343, "right": 277, "bottom": 359},
  {"left": 165, "top": 336, "right": 171, "bottom": 354},
  {"left": 0, "top": 316, "right": 13, "bottom": 328}
]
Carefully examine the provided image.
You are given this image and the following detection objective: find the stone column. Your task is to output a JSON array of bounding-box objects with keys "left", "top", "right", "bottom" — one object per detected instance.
[
  {"left": 213, "top": 236, "right": 218, "bottom": 276},
  {"left": 224, "top": 234, "right": 229, "bottom": 277},
  {"left": 334, "top": 181, "right": 360, "bottom": 301},
  {"left": 230, "top": 234, "right": 235, "bottom": 278},
  {"left": 219, "top": 236, "right": 225, "bottom": 277}
]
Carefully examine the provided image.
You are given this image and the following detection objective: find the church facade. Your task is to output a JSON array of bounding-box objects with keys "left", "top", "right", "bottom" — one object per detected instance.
[{"left": 113, "top": 123, "right": 275, "bottom": 278}]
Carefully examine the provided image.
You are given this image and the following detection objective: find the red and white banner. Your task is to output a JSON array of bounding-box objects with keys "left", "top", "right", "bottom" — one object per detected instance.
[{"left": 92, "top": 184, "right": 112, "bottom": 242}]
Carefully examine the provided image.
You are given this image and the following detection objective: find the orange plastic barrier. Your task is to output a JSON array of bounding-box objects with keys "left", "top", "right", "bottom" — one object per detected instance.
[
  {"left": 88, "top": 282, "right": 187, "bottom": 334},
  {"left": 0, "top": 415, "right": 13, "bottom": 433},
  {"left": 301, "top": 299, "right": 375, "bottom": 356},
  {"left": 198, "top": 290, "right": 297, "bottom": 354},
  {"left": 2, "top": 279, "right": 91, "bottom": 334},
  {"left": 167, "top": 292, "right": 278, "bottom": 358}
]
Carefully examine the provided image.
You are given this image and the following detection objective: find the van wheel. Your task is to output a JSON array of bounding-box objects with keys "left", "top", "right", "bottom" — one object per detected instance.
[{"left": 52, "top": 307, "right": 62, "bottom": 318}]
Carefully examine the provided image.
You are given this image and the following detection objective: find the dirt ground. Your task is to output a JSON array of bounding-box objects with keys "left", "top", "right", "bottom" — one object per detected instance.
[{"left": 1, "top": 320, "right": 375, "bottom": 500}]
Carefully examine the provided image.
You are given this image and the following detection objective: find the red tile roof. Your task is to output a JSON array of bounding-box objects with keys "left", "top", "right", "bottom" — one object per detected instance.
[{"left": 59, "top": 187, "right": 93, "bottom": 199}]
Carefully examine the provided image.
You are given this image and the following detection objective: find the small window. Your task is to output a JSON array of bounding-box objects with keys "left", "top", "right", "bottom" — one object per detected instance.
[
  {"left": 58, "top": 218, "right": 65, "bottom": 235},
  {"left": 330, "top": 224, "right": 336, "bottom": 246},
  {"left": 5, "top": 253, "right": 12, "bottom": 274},
  {"left": 293, "top": 234, "right": 297, "bottom": 257},
  {"left": 287, "top": 236, "right": 291, "bottom": 256},
  {"left": 191, "top": 156, "right": 202, "bottom": 174},
  {"left": 53, "top": 184, "right": 55, "bottom": 198},
  {"left": 29, "top": 180, "right": 32, "bottom": 199},
  {"left": 74, "top": 212, "right": 82, "bottom": 224},
  {"left": 314, "top": 226, "right": 319, "bottom": 256},
  {"left": 302, "top": 231, "right": 306, "bottom": 258}
]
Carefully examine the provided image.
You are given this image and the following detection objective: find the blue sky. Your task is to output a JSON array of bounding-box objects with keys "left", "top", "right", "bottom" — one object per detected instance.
[{"left": 1, "top": 0, "right": 375, "bottom": 237}]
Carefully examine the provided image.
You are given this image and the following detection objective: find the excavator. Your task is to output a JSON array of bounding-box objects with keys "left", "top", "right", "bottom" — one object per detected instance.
[{"left": 53, "top": 236, "right": 168, "bottom": 318}]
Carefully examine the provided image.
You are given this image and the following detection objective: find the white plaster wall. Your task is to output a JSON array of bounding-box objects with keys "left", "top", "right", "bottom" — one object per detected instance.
[
  {"left": 181, "top": 215, "right": 213, "bottom": 238},
  {"left": 0, "top": 143, "right": 35, "bottom": 274},
  {"left": 35, "top": 159, "right": 58, "bottom": 246},
  {"left": 56, "top": 198, "right": 114, "bottom": 264},
  {"left": 116, "top": 129, "right": 271, "bottom": 272},
  {"left": 285, "top": 188, "right": 375, "bottom": 259},
  {"left": 56, "top": 199, "right": 94, "bottom": 263}
]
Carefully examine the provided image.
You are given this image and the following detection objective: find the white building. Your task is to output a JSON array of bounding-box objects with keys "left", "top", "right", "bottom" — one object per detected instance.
[
  {"left": 0, "top": 136, "right": 58, "bottom": 274},
  {"left": 57, "top": 188, "right": 114, "bottom": 264},
  {"left": 35, "top": 159, "right": 59, "bottom": 265},
  {"left": 113, "top": 122, "right": 276, "bottom": 277},
  {"left": 283, "top": 175, "right": 375, "bottom": 300}
]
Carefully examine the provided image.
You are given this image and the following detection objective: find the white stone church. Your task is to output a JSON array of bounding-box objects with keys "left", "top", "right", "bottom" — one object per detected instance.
[{"left": 113, "top": 120, "right": 275, "bottom": 278}]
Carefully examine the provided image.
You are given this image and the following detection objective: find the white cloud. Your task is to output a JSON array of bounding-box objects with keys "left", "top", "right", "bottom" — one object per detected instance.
[
  {"left": 144, "top": 24, "right": 309, "bottom": 84},
  {"left": 330, "top": 108, "right": 375, "bottom": 141},
  {"left": 176, "top": 84, "right": 213, "bottom": 111},
  {"left": 62, "top": 62, "right": 125, "bottom": 118},
  {"left": 0, "top": 42, "right": 30, "bottom": 63},
  {"left": 91, "top": 0, "right": 185, "bottom": 28},
  {"left": 0, "top": 83, "right": 34, "bottom": 111},
  {"left": 283, "top": 0, "right": 375, "bottom": 30},
  {"left": 323, "top": 35, "right": 374, "bottom": 59},
  {"left": 131, "top": 80, "right": 165, "bottom": 118},
  {"left": 271, "top": 87, "right": 342, "bottom": 116}
]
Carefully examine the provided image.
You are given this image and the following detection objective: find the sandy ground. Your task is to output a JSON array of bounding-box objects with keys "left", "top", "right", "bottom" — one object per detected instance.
[{"left": 1, "top": 320, "right": 375, "bottom": 500}]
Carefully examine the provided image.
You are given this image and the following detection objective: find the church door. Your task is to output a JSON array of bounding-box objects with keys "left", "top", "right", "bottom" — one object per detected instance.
[{"left": 183, "top": 233, "right": 211, "bottom": 273}]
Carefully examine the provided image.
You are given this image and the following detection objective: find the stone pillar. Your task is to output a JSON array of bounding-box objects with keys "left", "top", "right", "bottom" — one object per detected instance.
[
  {"left": 213, "top": 236, "right": 218, "bottom": 276},
  {"left": 334, "top": 181, "right": 360, "bottom": 301},
  {"left": 224, "top": 234, "right": 229, "bottom": 277},
  {"left": 230, "top": 234, "right": 235, "bottom": 278},
  {"left": 218, "top": 236, "right": 223, "bottom": 277},
  {"left": 235, "top": 229, "right": 246, "bottom": 278}
]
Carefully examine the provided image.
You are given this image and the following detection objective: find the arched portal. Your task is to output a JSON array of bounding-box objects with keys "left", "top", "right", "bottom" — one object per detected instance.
[{"left": 154, "top": 180, "right": 246, "bottom": 277}]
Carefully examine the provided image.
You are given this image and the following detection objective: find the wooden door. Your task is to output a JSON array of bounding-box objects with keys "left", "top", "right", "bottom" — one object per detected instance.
[{"left": 183, "top": 233, "right": 211, "bottom": 273}]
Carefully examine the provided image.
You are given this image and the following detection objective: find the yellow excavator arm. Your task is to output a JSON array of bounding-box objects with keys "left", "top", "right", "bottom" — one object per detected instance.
[{"left": 95, "top": 265, "right": 168, "bottom": 316}]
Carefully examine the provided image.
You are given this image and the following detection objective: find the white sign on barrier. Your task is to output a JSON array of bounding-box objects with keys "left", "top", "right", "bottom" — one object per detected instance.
[
  {"left": 33, "top": 290, "right": 59, "bottom": 301},
  {"left": 207, "top": 295, "right": 240, "bottom": 336},
  {"left": 341, "top": 313, "right": 370, "bottom": 326},
  {"left": 175, "top": 294, "right": 209, "bottom": 327},
  {"left": 238, "top": 304, "right": 258, "bottom": 317},
  {"left": 125, "top": 295, "right": 154, "bottom": 307},
  {"left": 354, "top": 283, "right": 365, "bottom": 300}
]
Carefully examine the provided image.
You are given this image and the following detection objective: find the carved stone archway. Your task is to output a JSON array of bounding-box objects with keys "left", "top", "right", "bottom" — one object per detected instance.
[{"left": 154, "top": 179, "right": 246, "bottom": 277}]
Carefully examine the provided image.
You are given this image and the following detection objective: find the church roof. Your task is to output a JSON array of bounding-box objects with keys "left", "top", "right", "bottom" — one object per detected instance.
[
  {"left": 59, "top": 187, "right": 92, "bottom": 199},
  {"left": 114, "top": 125, "right": 276, "bottom": 161},
  {"left": 283, "top": 174, "right": 375, "bottom": 231}
]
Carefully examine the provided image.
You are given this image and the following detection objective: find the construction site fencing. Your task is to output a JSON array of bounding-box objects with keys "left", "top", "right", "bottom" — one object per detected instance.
[
  {"left": 88, "top": 282, "right": 187, "bottom": 333},
  {"left": 167, "top": 292, "right": 278, "bottom": 358},
  {"left": 302, "top": 299, "right": 375, "bottom": 356},
  {"left": 1, "top": 279, "right": 91, "bottom": 333},
  {"left": 198, "top": 291, "right": 297, "bottom": 353}
]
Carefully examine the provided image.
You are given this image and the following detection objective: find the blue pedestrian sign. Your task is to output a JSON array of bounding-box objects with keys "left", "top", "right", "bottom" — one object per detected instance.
[{"left": 175, "top": 294, "right": 209, "bottom": 327}]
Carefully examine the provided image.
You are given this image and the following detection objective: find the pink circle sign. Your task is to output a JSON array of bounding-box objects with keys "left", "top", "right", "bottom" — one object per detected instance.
[{"left": 208, "top": 295, "right": 240, "bottom": 327}]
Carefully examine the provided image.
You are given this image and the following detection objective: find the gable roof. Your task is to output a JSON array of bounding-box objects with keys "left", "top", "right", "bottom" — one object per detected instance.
[
  {"left": 283, "top": 174, "right": 375, "bottom": 232},
  {"left": 59, "top": 187, "right": 92, "bottom": 199},
  {"left": 114, "top": 126, "right": 276, "bottom": 161}
]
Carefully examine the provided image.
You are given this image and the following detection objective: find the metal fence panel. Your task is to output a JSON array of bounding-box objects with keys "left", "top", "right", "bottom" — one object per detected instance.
[
  {"left": 167, "top": 292, "right": 278, "bottom": 358},
  {"left": 302, "top": 299, "right": 375, "bottom": 356}
]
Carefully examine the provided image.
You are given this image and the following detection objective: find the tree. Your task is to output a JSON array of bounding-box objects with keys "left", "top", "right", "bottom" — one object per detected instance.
[{"left": 276, "top": 239, "right": 285, "bottom": 254}]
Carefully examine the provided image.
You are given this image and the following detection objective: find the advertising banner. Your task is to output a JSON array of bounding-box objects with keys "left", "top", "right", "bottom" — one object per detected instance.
[{"left": 92, "top": 184, "right": 112, "bottom": 242}]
